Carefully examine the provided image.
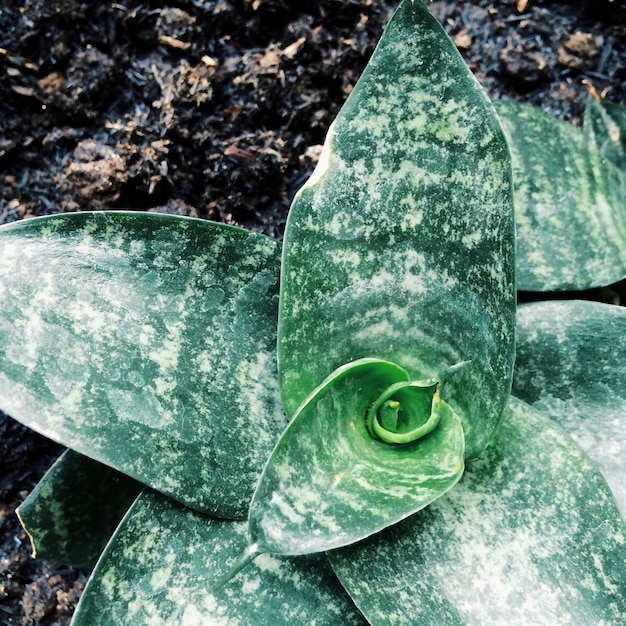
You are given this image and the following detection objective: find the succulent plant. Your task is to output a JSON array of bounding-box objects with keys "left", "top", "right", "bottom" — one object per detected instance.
[{"left": 1, "top": 2, "right": 625, "bottom": 623}]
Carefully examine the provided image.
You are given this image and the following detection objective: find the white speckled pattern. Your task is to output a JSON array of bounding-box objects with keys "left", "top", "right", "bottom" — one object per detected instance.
[
  {"left": 0, "top": 211, "right": 285, "bottom": 518},
  {"left": 73, "top": 490, "right": 367, "bottom": 626},
  {"left": 330, "top": 397, "right": 626, "bottom": 625},
  {"left": 496, "top": 100, "right": 626, "bottom": 291},
  {"left": 514, "top": 300, "right": 626, "bottom": 517},
  {"left": 279, "top": 0, "right": 515, "bottom": 461}
]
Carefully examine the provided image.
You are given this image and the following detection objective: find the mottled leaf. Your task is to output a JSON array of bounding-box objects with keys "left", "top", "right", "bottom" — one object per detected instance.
[
  {"left": 513, "top": 299, "right": 626, "bottom": 516},
  {"left": 495, "top": 99, "right": 626, "bottom": 291},
  {"left": 248, "top": 359, "right": 464, "bottom": 556},
  {"left": 330, "top": 397, "right": 626, "bottom": 625},
  {"left": 279, "top": 0, "right": 515, "bottom": 461},
  {"left": 72, "top": 489, "right": 368, "bottom": 626},
  {"left": 584, "top": 96, "right": 626, "bottom": 171},
  {"left": 0, "top": 211, "right": 285, "bottom": 519},
  {"left": 17, "top": 450, "right": 141, "bottom": 568}
]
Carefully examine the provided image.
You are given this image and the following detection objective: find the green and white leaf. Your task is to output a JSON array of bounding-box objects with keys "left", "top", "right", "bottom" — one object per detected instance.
[
  {"left": 513, "top": 299, "right": 626, "bottom": 516},
  {"left": 17, "top": 450, "right": 141, "bottom": 568},
  {"left": 495, "top": 99, "right": 626, "bottom": 291},
  {"left": 330, "top": 397, "right": 626, "bottom": 625},
  {"left": 72, "top": 490, "right": 367, "bottom": 626},
  {"left": 279, "top": 0, "right": 515, "bottom": 461},
  {"left": 248, "top": 359, "right": 464, "bottom": 556},
  {"left": 0, "top": 211, "right": 285, "bottom": 519},
  {"left": 584, "top": 96, "right": 626, "bottom": 171}
]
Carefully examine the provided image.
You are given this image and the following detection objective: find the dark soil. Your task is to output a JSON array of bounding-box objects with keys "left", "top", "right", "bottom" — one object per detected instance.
[{"left": 1, "top": 1, "right": 625, "bottom": 624}]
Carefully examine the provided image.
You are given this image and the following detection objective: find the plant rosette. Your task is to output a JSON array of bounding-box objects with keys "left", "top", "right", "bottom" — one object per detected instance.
[{"left": 1, "top": 1, "right": 625, "bottom": 624}]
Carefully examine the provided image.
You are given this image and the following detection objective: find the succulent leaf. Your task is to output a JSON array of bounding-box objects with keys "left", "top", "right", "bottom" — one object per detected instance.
[
  {"left": 330, "top": 397, "right": 626, "bottom": 624},
  {"left": 71, "top": 490, "right": 368, "bottom": 626},
  {"left": 0, "top": 211, "right": 285, "bottom": 519},
  {"left": 278, "top": 0, "right": 516, "bottom": 463},
  {"left": 584, "top": 96, "right": 626, "bottom": 171},
  {"left": 513, "top": 299, "right": 626, "bottom": 516},
  {"left": 247, "top": 358, "right": 465, "bottom": 556},
  {"left": 17, "top": 450, "right": 141, "bottom": 568},
  {"left": 495, "top": 99, "right": 626, "bottom": 291}
]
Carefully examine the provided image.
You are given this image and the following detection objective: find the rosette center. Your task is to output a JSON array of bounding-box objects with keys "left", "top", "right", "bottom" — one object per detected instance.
[
  {"left": 367, "top": 380, "right": 441, "bottom": 444},
  {"left": 366, "top": 361, "right": 469, "bottom": 445}
]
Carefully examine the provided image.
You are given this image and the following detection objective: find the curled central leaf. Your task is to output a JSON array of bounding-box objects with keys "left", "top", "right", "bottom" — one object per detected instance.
[
  {"left": 367, "top": 361, "right": 469, "bottom": 445},
  {"left": 247, "top": 358, "right": 466, "bottom": 558},
  {"left": 368, "top": 381, "right": 440, "bottom": 444}
]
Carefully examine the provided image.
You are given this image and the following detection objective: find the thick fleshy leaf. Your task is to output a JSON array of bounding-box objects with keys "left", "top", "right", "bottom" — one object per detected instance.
[
  {"left": 278, "top": 0, "right": 515, "bottom": 461},
  {"left": 513, "top": 300, "right": 626, "bottom": 516},
  {"left": 0, "top": 211, "right": 285, "bottom": 519},
  {"left": 248, "top": 359, "right": 464, "bottom": 556},
  {"left": 330, "top": 397, "right": 626, "bottom": 625},
  {"left": 495, "top": 99, "right": 626, "bottom": 291},
  {"left": 72, "top": 489, "right": 367, "bottom": 626},
  {"left": 17, "top": 450, "right": 141, "bottom": 568},
  {"left": 584, "top": 96, "right": 626, "bottom": 171}
]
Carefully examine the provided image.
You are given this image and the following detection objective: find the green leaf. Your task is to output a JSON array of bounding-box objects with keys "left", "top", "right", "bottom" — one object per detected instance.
[
  {"left": 279, "top": 0, "right": 515, "bottom": 461},
  {"left": 584, "top": 96, "right": 626, "bottom": 171},
  {"left": 247, "top": 358, "right": 464, "bottom": 556},
  {"left": 495, "top": 99, "right": 626, "bottom": 291},
  {"left": 0, "top": 211, "right": 285, "bottom": 519},
  {"left": 17, "top": 450, "right": 141, "bottom": 568},
  {"left": 513, "top": 299, "right": 626, "bottom": 516},
  {"left": 72, "top": 490, "right": 368, "bottom": 626},
  {"left": 329, "top": 397, "right": 626, "bottom": 625}
]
